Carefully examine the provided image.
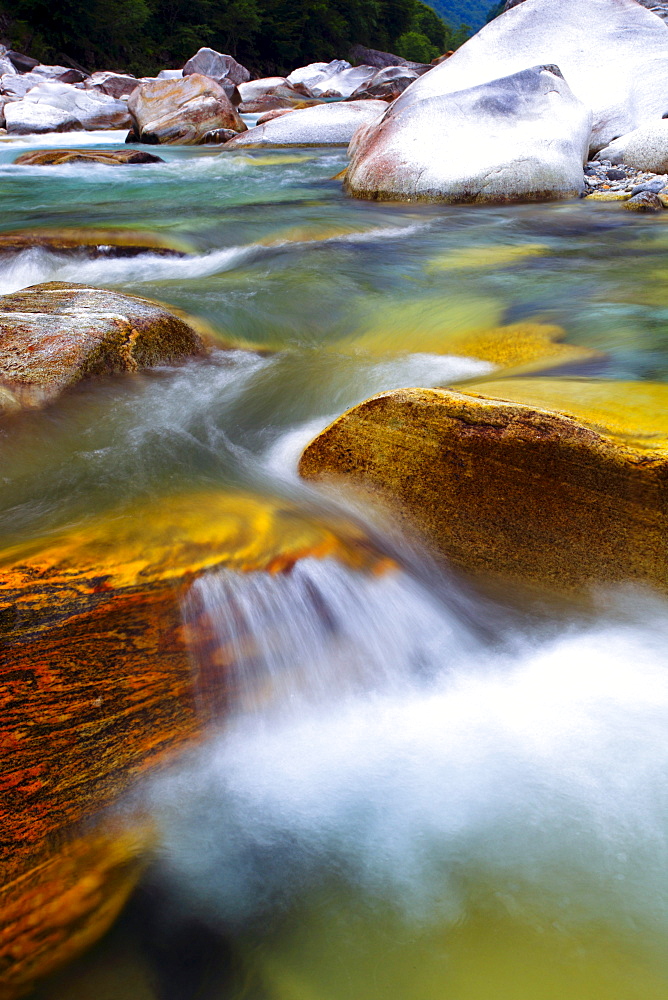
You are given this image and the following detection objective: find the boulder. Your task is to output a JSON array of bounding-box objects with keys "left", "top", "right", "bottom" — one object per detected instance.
[
  {"left": 310, "top": 64, "right": 377, "bottom": 98},
  {"left": 6, "top": 49, "right": 39, "bottom": 73},
  {"left": 156, "top": 68, "right": 183, "bottom": 79},
  {"left": 0, "top": 48, "right": 17, "bottom": 77},
  {"left": 224, "top": 99, "right": 387, "bottom": 148},
  {"left": 257, "top": 107, "right": 294, "bottom": 125},
  {"left": 14, "top": 81, "right": 131, "bottom": 129},
  {"left": 345, "top": 65, "right": 591, "bottom": 203},
  {"left": 390, "top": 0, "right": 668, "bottom": 154},
  {"left": 14, "top": 148, "right": 164, "bottom": 166},
  {"left": 299, "top": 378, "right": 668, "bottom": 594},
  {"left": 349, "top": 65, "right": 421, "bottom": 101},
  {"left": 127, "top": 73, "right": 246, "bottom": 144},
  {"left": 595, "top": 121, "right": 668, "bottom": 173},
  {"left": 1, "top": 71, "right": 48, "bottom": 98},
  {"left": 237, "top": 76, "right": 310, "bottom": 103},
  {"left": 286, "top": 59, "right": 351, "bottom": 90},
  {"left": 4, "top": 101, "right": 83, "bottom": 134},
  {"left": 0, "top": 488, "right": 385, "bottom": 998},
  {"left": 85, "top": 70, "right": 140, "bottom": 99},
  {"left": 0, "top": 227, "right": 193, "bottom": 257},
  {"left": 349, "top": 44, "right": 429, "bottom": 71},
  {"left": 30, "top": 63, "right": 79, "bottom": 79},
  {"left": 0, "top": 282, "right": 206, "bottom": 412},
  {"left": 182, "top": 46, "right": 251, "bottom": 85}
]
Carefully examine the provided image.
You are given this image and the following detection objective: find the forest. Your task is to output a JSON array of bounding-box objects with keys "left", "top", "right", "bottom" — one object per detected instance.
[{"left": 0, "top": 0, "right": 471, "bottom": 77}]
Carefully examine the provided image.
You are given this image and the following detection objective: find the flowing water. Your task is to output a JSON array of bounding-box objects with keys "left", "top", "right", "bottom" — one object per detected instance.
[{"left": 3, "top": 130, "right": 668, "bottom": 999}]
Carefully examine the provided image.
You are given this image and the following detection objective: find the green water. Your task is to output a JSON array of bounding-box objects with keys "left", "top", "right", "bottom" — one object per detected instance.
[{"left": 3, "top": 131, "right": 668, "bottom": 1000}]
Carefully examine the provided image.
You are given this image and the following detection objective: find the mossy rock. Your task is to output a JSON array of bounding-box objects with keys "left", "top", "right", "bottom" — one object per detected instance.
[
  {"left": 299, "top": 380, "right": 668, "bottom": 593},
  {"left": 0, "top": 490, "right": 387, "bottom": 997}
]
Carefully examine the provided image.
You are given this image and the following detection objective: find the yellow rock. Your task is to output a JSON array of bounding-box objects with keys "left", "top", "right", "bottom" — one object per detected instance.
[
  {"left": 335, "top": 294, "right": 596, "bottom": 371},
  {"left": 584, "top": 191, "right": 632, "bottom": 201},
  {"left": 299, "top": 382, "right": 668, "bottom": 593},
  {"left": 426, "top": 243, "right": 548, "bottom": 271}
]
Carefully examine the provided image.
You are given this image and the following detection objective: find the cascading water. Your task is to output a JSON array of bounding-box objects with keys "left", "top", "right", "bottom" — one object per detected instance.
[
  {"left": 139, "top": 566, "right": 668, "bottom": 1000},
  {"left": 8, "top": 132, "right": 668, "bottom": 1000}
]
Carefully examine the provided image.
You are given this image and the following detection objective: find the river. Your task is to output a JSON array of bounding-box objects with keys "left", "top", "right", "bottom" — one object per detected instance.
[{"left": 2, "top": 129, "right": 667, "bottom": 999}]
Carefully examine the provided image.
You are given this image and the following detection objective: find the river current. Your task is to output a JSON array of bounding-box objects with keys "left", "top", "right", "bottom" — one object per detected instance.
[{"left": 3, "top": 130, "right": 668, "bottom": 999}]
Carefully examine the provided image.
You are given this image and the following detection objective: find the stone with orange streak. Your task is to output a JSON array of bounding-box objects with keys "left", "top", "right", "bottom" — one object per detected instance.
[{"left": 0, "top": 490, "right": 388, "bottom": 997}]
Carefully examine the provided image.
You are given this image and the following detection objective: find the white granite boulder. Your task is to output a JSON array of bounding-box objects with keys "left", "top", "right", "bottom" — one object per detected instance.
[
  {"left": 349, "top": 66, "right": 421, "bottom": 101},
  {"left": 15, "top": 81, "right": 131, "bottom": 130},
  {"left": 127, "top": 74, "right": 246, "bottom": 144},
  {"left": 310, "top": 65, "right": 377, "bottom": 98},
  {"left": 286, "top": 60, "right": 351, "bottom": 91},
  {"left": 345, "top": 65, "right": 591, "bottom": 203},
  {"left": 237, "top": 76, "right": 309, "bottom": 103},
  {"left": 224, "top": 99, "right": 387, "bottom": 147},
  {"left": 595, "top": 120, "right": 668, "bottom": 172},
  {"left": 4, "top": 102, "right": 83, "bottom": 134},
  {"left": 391, "top": 0, "right": 668, "bottom": 154}
]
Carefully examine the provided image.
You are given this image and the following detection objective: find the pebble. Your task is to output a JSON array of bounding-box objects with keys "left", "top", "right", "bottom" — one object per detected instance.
[{"left": 583, "top": 159, "right": 668, "bottom": 207}]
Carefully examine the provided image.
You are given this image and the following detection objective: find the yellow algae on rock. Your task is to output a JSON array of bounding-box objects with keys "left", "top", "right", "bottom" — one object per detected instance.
[
  {"left": 299, "top": 384, "right": 668, "bottom": 594},
  {"left": 426, "top": 243, "right": 549, "bottom": 272}
]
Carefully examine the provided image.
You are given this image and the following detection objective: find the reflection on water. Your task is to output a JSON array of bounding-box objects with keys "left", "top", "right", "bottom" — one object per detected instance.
[{"left": 5, "top": 130, "right": 668, "bottom": 1000}]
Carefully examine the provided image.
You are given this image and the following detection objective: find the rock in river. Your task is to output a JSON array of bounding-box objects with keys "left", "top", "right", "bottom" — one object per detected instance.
[
  {"left": 127, "top": 74, "right": 246, "bottom": 145},
  {"left": 595, "top": 121, "right": 668, "bottom": 174},
  {"left": 14, "top": 149, "right": 164, "bottom": 166},
  {"left": 299, "top": 379, "right": 668, "bottom": 594},
  {"left": 5, "top": 81, "right": 131, "bottom": 132},
  {"left": 224, "top": 99, "right": 387, "bottom": 148},
  {"left": 182, "top": 46, "right": 251, "bottom": 86},
  {"left": 0, "top": 282, "right": 206, "bottom": 413},
  {"left": 345, "top": 65, "right": 591, "bottom": 203},
  {"left": 0, "top": 490, "right": 387, "bottom": 998},
  {"left": 390, "top": 0, "right": 668, "bottom": 155}
]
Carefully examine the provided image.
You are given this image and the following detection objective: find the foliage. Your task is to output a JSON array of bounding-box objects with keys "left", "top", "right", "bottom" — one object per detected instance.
[
  {"left": 422, "top": 0, "right": 494, "bottom": 31},
  {"left": 0, "top": 0, "right": 468, "bottom": 76}
]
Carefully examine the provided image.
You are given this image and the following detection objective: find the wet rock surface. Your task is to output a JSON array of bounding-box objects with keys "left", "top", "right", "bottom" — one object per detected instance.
[
  {"left": 0, "top": 282, "right": 206, "bottom": 412},
  {"left": 14, "top": 148, "right": 164, "bottom": 166},
  {"left": 299, "top": 380, "right": 668, "bottom": 594}
]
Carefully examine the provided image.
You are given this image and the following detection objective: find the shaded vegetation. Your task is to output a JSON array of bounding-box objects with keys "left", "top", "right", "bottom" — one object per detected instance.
[
  {"left": 423, "top": 0, "right": 493, "bottom": 30},
  {"left": 0, "top": 0, "right": 468, "bottom": 76}
]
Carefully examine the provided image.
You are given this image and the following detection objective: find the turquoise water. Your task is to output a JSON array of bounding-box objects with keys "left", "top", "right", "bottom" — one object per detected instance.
[{"left": 3, "top": 130, "right": 668, "bottom": 1000}]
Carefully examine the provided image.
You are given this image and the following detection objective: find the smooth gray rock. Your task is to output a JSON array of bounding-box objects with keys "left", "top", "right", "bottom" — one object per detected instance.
[
  {"left": 595, "top": 121, "right": 668, "bottom": 172},
  {"left": 85, "top": 71, "right": 140, "bottom": 99},
  {"left": 349, "top": 65, "right": 420, "bottom": 100},
  {"left": 182, "top": 48, "right": 251, "bottom": 85},
  {"left": 345, "top": 65, "right": 592, "bottom": 203},
  {"left": 224, "top": 99, "right": 387, "bottom": 147},
  {"left": 390, "top": 0, "right": 668, "bottom": 154}
]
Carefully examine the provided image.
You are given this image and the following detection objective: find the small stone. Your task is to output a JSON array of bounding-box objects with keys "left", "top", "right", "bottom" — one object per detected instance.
[
  {"left": 606, "top": 168, "right": 627, "bottom": 180},
  {"left": 630, "top": 178, "right": 666, "bottom": 196},
  {"left": 625, "top": 190, "right": 663, "bottom": 211}
]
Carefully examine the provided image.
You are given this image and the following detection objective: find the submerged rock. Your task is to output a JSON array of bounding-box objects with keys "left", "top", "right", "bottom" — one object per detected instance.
[
  {"left": 14, "top": 148, "right": 164, "bottom": 166},
  {"left": 0, "top": 490, "right": 386, "bottom": 998},
  {"left": 127, "top": 73, "right": 246, "bottom": 144},
  {"left": 224, "top": 99, "right": 387, "bottom": 148},
  {"left": 0, "top": 282, "right": 206, "bottom": 412},
  {"left": 0, "top": 227, "right": 193, "bottom": 256},
  {"left": 299, "top": 379, "right": 668, "bottom": 593},
  {"left": 345, "top": 65, "right": 591, "bottom": 203},
  {"left": 390, "top": 0, "right": 668, "bottom": 155}
]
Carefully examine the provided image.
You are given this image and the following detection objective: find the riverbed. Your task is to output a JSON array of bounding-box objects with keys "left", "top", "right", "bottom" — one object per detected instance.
[{"left": 3, "top": 129, "right": 668, "bottom": 1000}]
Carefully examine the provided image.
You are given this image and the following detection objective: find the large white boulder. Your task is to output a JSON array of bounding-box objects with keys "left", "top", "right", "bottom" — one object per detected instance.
[
  {"left": 310, "top": 65, "right": 377, "bottom": 98},
  {"left": 237, "top": 77, "right": 304, "bottom": 102},
  {"left": 19, "top": 81, "right": 131, "bottom": 129},
  {"left": 286, "top": 60, "right": 351, "bottom": 90},
  {"left": 392, "top": 0, "right": 668, "bottom": 153},
  {"left": 595, "top": 120, "right": 668, "bottom": 171},
  {"left": 4, "top": 102, "right": 83, "bottom": 134},
  {"left": 1, "top": 72, "right": 46, "bottom": 98},
  {"left": 224, "top": 99, "right": 388, "bottom": 147},
  {"left": 345, "top": 65, "right": 592, "bottom": 203}
]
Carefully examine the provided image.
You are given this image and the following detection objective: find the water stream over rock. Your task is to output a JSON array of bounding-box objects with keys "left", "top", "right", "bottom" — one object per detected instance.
[{"left": 2, "top": 129, "right": 667, "bottom": 999}]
